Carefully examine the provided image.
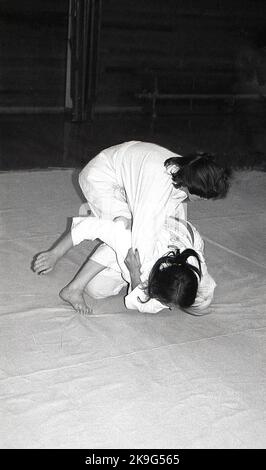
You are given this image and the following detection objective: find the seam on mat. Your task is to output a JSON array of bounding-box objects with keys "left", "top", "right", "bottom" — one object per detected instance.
[
  {"left": 4, "top": 326, "right": 266, "bottom": 380},
  {"left": 204, "top": 236, "right": 266, "bottom": 270}
]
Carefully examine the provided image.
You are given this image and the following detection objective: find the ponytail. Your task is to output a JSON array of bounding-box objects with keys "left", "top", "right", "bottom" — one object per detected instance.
[
  {"left": 143, "top": 248, "right": 202, "bottom": 308},
  {"left": 157, "top": 248, "right": 201, "bottom": 278}
]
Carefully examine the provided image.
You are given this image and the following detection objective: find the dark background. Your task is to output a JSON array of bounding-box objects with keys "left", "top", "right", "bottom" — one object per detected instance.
[{"left": 0, "top": 0, "right": 266, "bottom": 170}]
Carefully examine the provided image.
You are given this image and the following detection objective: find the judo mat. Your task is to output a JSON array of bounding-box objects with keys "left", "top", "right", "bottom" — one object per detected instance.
[{"left": 1, "top": 168, "right": 266, "bottom": 449}]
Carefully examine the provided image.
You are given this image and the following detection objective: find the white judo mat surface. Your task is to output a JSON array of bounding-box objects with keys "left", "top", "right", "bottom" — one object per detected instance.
[{"left": 1, "top": 169, "right": 266, "bottom": 449}]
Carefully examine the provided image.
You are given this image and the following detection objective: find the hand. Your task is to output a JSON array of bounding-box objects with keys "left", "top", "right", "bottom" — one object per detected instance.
[
  {"left": 124, "top": 248, "right": 141, "bottom": 271},
  {"left": 113, "top": 216, "right": 132, "bottom": 230},
  {"left": 124, "top": 248, "right": 141, "bottom": 289},
  {"left": 32, "top": 249, "right": 59, "bottom": 275}
]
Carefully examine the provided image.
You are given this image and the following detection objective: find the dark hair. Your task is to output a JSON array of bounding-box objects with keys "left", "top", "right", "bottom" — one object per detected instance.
[
  {"left": 142, "top": 249, "right": 202, "bottom": 309},
  {"left": 164, "top": 152, "right": 232, "bottom": 199}
]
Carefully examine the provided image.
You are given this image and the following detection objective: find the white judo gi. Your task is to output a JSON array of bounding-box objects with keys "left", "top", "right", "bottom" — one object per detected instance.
[
  {"left": 71, "top": 216, "right": 216, "bottom": 314},
  {"left": 78, "top": 141, "right": 187, "bottom": 276},
  {"left": 73, "top": 141, "right": 216, "bottom": 313}
]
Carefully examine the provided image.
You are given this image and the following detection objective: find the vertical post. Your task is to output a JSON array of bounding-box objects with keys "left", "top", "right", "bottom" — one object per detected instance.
[
  {"left": 65, "top": 0, "right": 73, "bottom": 111},
  {"left": 86, "top": 0, "right": 102, "bottom": 120},
  {"left": 67, "top": 0, "right": 102, "bottom": 122}
]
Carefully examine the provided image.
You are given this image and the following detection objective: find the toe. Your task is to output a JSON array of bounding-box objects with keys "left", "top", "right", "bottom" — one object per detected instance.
[
  {"left": 35, "top": 265, "right": 43, "bottom": 274},
  {"left": 75, "top": 304, "right": 82, "bottom": 314},
  {"left": 35, "top": 259, "right": 46, "bottom": 268},
  {"left": 36, "top": 254, "right": 45, "bottom": 262},
  {"left": 36, "top": 264, "right": 47, "bottom": 274},
  {"left": 81, "top": 306, "right": 87, "bottom": 315},
  {"left": 39, "top": 268, "right": 51, "bottom": 275}
]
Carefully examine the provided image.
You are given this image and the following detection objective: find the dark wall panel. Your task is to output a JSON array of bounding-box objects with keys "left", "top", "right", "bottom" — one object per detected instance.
[
  {"left": 96, "top": 0, "right": 266, "bottom": 107},
  {"left": 0, "top": 0, "right": 68, "bottom": 107},
  {"left": 1, "top": 0, "right": 266, "bottom": 111}
]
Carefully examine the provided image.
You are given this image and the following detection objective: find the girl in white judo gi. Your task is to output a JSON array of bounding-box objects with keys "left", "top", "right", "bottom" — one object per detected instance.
[
  {"left": 70, "top": 214, "right": 216, "bottom": 315},
  {"left": 33, "top": 141, "right": 231, "bottom": 315}
]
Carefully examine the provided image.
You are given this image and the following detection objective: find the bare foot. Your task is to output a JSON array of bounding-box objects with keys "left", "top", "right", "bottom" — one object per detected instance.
[
  {"left": 59, "top": 285, "right": 92, "bottom": 315},
  {"left": 33, "top": 249, "right": 60, "bottom": 275}
]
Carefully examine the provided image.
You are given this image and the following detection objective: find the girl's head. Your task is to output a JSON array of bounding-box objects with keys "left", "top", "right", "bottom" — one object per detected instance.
[
  {"left": 144, "top": 249, "right": 202, "bottom": 309},
  {"left": 164, "top": 152, "right": 232, "bottom": 200}
]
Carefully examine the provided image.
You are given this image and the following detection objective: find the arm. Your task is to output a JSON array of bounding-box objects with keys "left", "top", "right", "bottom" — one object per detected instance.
[
  {"left": 124, "top": 248, "right": 141, "bottom": 289},
  {"left": 52, "top": 231, "right": 74, "bottom": 258},
  {"left": 176, "top": 222, "right": 216, "bottom": 315},
  {"left": 183, "top": 258, "right": 216, "bottom": 315},
  {"left": 190, "top": 230, "right": 217, "bottom": 314},
  {"left": 33, "top": 230, "right": 74, "bottom": 275}
]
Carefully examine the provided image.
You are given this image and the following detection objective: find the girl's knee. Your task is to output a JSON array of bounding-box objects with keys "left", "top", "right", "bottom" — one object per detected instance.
[
  {"left": 85, "top": 272, "right": 125, "bottom": 299},
  {"left": 85, "top": 276, "right": 112, "bottom": 299},
  {"left": 85, "top": 284, "right": 107, "bottom": 299}
]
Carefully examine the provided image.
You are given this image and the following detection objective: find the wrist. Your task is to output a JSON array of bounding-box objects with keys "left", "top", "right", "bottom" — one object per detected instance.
[
  {"left": 130, "top": 271, "right": 141, "bottom": 290},
  {"left": 54, "top": 246, "right": 69, "bottom": 259},
  {"left": 50, "top": 246, "right": 62, "bottom": 260}
]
